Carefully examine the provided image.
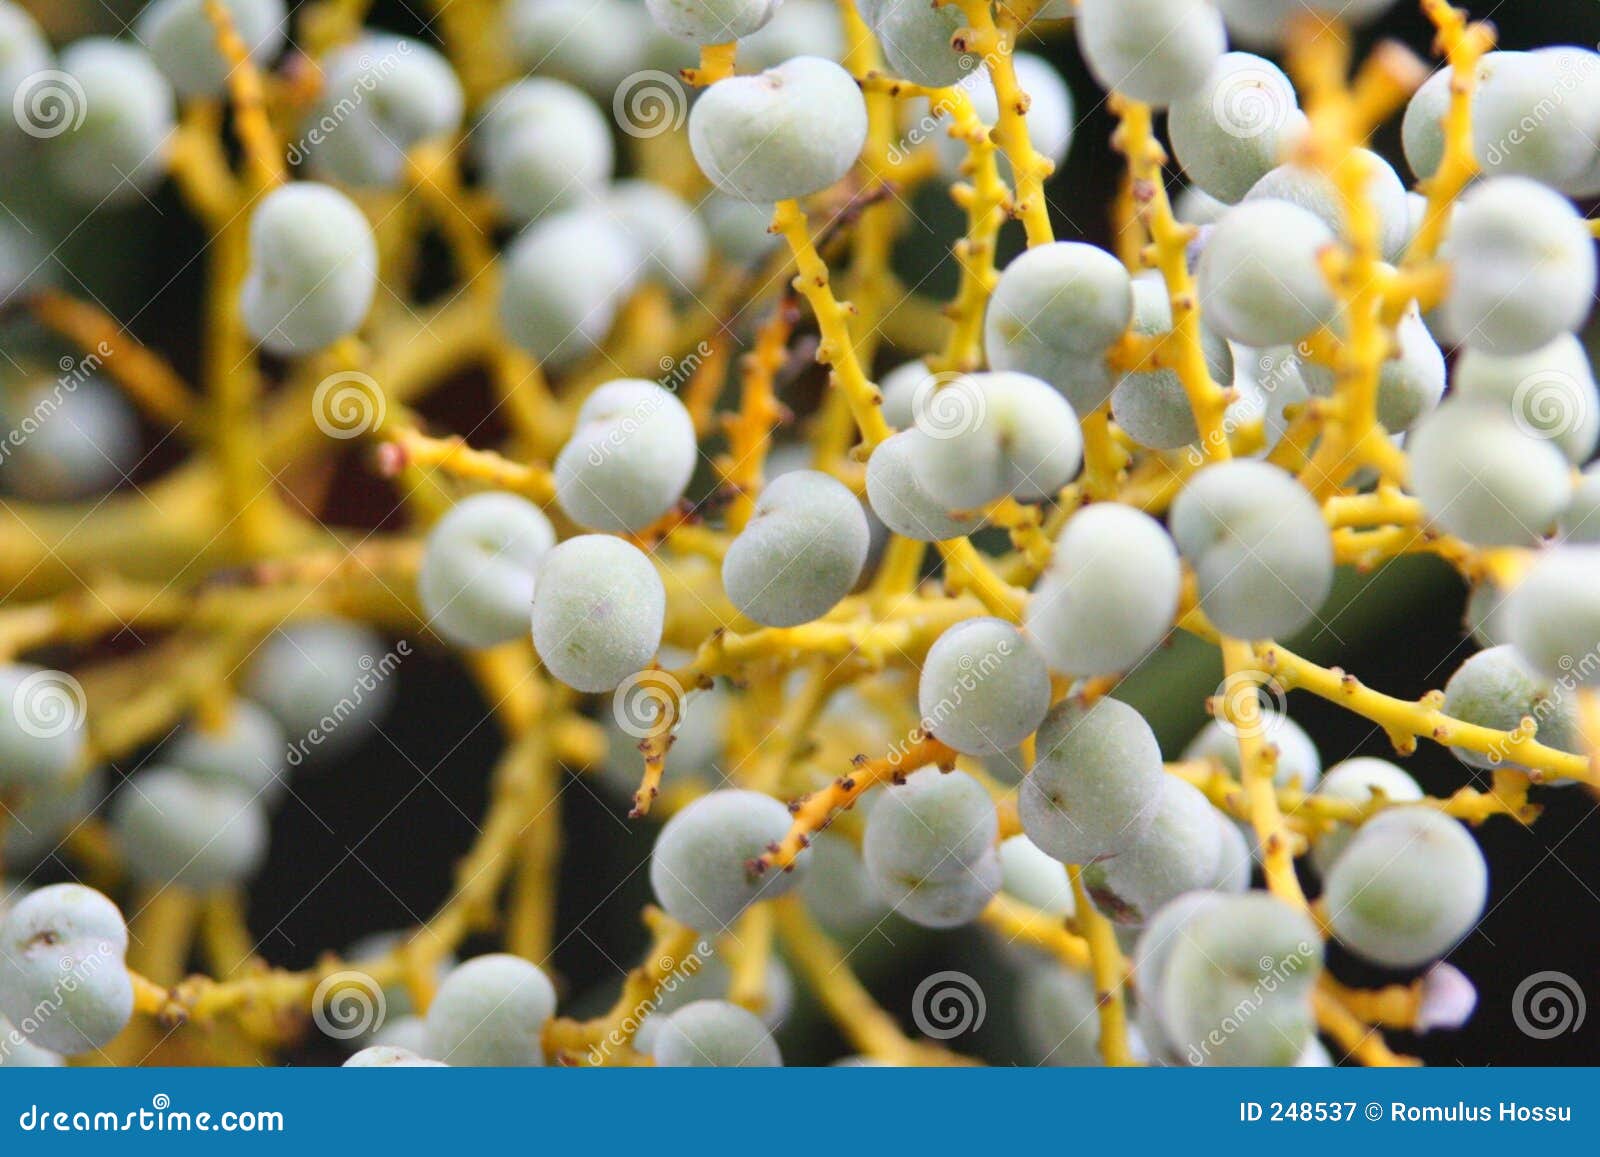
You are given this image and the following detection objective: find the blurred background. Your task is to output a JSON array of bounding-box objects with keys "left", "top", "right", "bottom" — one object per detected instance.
[{"left": 6, "top": 0, "right": 1600, "bottom": 1066}]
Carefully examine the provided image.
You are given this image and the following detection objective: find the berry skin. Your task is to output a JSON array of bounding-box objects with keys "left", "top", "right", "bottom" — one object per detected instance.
[
  {"left": 240, "top": 183, "right": 378, "bottom": 356},
  {"left": 0, "top": 664, "right": 88, "bottom": 794},
  {"left": 1170, "top": 460, "right": 1333, "bottom": 640},
  {"left": 137, "top": 0, "right": 287, "bottom": 99},
  {"left": 1109, "top": 275, "right": 1234, "bottom": 450},
  {"left": 419, "top": 492, "right": 557, "bottom": 649},
  {"left": 865, "top": 431, "right": 984, "bottom": 543},
  {"left": 424, "top": 955, "right": 556, "bottom": 1066},
  {"left": 1323, "top": 807, "right": 1488, "bottom": 969},
  {"left": 1081, "top": 777, "right": 1224, "bottom": 925},
  {"left": 722, "top": 470, "right": 870, "bottom": 628},
  {"left": 530, "top": 535, "right": 665, "bottom": 694},
  {"left": 1243, "top": 148, "right": 1410, "bottom": 262},
  {"left": 163, "top": 699, "right": 289, "bottom": 805},
  {"left": 1442, "top": 645, "right": 1581, "bottom": 774},
  {"left": 0, "top": 884, "right": 133, "bottom": 1056},
  {"left": 111, "top": 767, "right": 270, "bottom": 891},
  {"left": 1025, "top": 503, "right": 1181, "bottom": 677},
  {"left": 689, "top": 57, "right": 868, "bottom": 203},
  {"left": 46, "top": 39, "right": 175, "bottom": 206},
  {"left": 652, "top": 999, "right": 782, "bottom": 1067},
  {"left": 1451, "top": 334, "right": 1600, "bottom": 466},
  {"left": 244, "top": 619, "right": 397, "bottom": 762},
  {"left": 1076, "top": 0, "right": 1226, "bottom": 108},
  {"left": 498, "top": 207, "right": 640, "bottom": 369},
  {"left": 1309, "top": 757, "right": 1424, "bottom": 877},
  {"left": 343, "top": 1045, "right": 447, "bottom": 1068},
  {"left": 475, "top": 78, "right": 613, "bottom": 225},
  {"left": 905, "top": 373, "right": 1082, "bottom": 510},
  {"left": 917, "top": 617, "right": 1051, "bottom": 756},
  {"left": 554, "top": 379, "right": 698, "bottom": 533},
  {"left": 649, "top": 789, "right": 808, "bottom": 932},
  {"left": 646, "top": 0, "right": 782, "bottom": 44},
  {"left": 600, "top": 181, "right": 710, "bottom": 293},
  {"left": 1168, "top": 52, "right": 1307, "bottom": 204},
  {"left": 984, "top": 242, "right": 1134, "bottom": 413},
  {"left": 1438, "top": 176, "right": 1596, "bottom": 356},
  {"left": 1506, "top": 547, "right": 1600, "bottom": 686},
  {"left": 863, "top": 767, "right": 1001, "bottom": 929},
  {"left": 870, "top": 0, "right": 975, "bottom": 89},
  {"left": 1196, "top": 198, "right": 1340, "bottom": 347},
  {"left": 1019, "top": 697, "right": 1167, "bottom": 866}
]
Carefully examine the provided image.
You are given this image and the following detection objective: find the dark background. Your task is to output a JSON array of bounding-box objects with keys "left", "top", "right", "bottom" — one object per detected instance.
[{"left": 13, "top": 0, "right": 1600, "bottom": 1066}]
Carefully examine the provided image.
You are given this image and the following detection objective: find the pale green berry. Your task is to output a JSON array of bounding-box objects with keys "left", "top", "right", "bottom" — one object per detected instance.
[
  {"left": 1, "top": 770, "right": 105, "bottom": 865},
  {"left": 1026, "top": 503, "right": 1181, "bottom": 677},
  {"left": 0, "top": 374, "right": 140, "bottom": 501},
  {"left": 865, "top": 431, "right": 984, "bottom": 542},
  {"left": 649, "top": 789, "right": 808, "bottom": 932},
  {"left": 1168, "top": 53, "right": 1307, "bottom": 204},
  {"left": 530, "top": 535, "right": 665, "bottom": 693},
  {"left": 1407, "top": 398, "right": 1570, "bottom": 547},
  {"left": 701, "top": 194, "right": 780, "bottom": 265},
  {"left": 601, "top": 181, "right": 710, "bottom": 293},
  {"left": 419, "top": 492, "right": 557, "bottom": 648},
  {"left": 1159, "top": 893, "right": 1322, "bottom": 1066},
  {"left": 244, "top": 619, "right": 396, "bottom": 762},
  {"left": 1082, "top": 778, "right": 1224, "bottom": 925},
  {"left": 1076, "top": 0, "right": 1226, "bottom": 107},
  {"left": 1401, "top": 64, "right": 1455, "bottom": 182},
  {"left": 303, "top": 35, "right": 463, "bottom": 188},
  {"left": 653, "top": 999, "right": 781, "bottom": 1066},
  {"left": 1451, "top": 334, "right": 1600, "bottom": 466},
  {"left": 0, "top": 884, "right": 132, "bottom": 1056},
  {"left": 1561, "top": 464, "right": 1600, "bottom": 543},
  {"left": 0, "top": 664, "right": 87, "bottom": 794},
  {"left": 721, "top": 470, "right": 869, "bottom": 627},
  {"left": 164, "top": 700, "right": 288, "bottom": 805},
  {"left": 1170, "top": 460, "right": 1333, "bottom": 639},
  {"left": 0, "top": 1013, "right": 63, "bottom": 1066},
  {"left": 1309, "top": 757, "right": 1424, "bottom": 877},
  {"left": 1507, "top": 547, "right": 1600, "bottom": 685},
  {"left": 1020, "top": 697, "right": 1166, "bottom": 866},
  {"left": 499, "top": 207, "right": 640, "bottom": 368},
  {"left": 1473, "top": 49, "right": 1600, "bottom": 190},
  {"left": 863, "top": 767, "right": 1001, "bottom": 929},
  {"left": 425, "top": 954, "right": 556, "bottom": 1066},
  {"left": 871, "top": 0, "right": 974, "bottom": 88},
  {"left": 1016, "top": 964, "right": 1100, "bottom": 1066},
  {"left": 555, "top": 379, "right": 697, "bottom": 533},
  {"left": 476, "top": 78, "right": 613, "bottom": 224},
  {"left": 1324, "top": 807, "right": 1488, "bottom": 969},
  {"left": 918, "top": 617, "right": 1050, "bottom": 755},
  {"left": 1438, "top": 177, "right": 1596, "bottom": 356},
  {"left": 1244, "top": 148, "right": 1410, "bottom": 262},
  {"left": 138, "top": 0, "right": 286, "bottom": 98},
  {"left": 931, "top": 55, "right": 1075, "bottom": 179},
  {"left": 1443, "top": 645, "right": 1581, "bottom": 774},
  {"left": 799, "top": 831, "right": 890, "bottom": 937},
  {"left": 1109, "top": 276, "right": 1234, "bottom": 450},
  {"left": 343, "top": 1044, "right": 447, "bottom": 1067},
  {"left": 647, "top": 0, "right": 781, "bottom": 44},
  {"left": 689, "top": 57, "right": 867, "bottom": 202},
  {"left": 111, "top": 767, "right": 269, "bottom": 890},
  {"left": 1181, "top": 712, "right": 1322, "bottom": 790},
  {"left": 741, "top": 0, "right": 846, "bottom": 69},
  {"left": 46, "top": 40, "right": 175, "bottom": 206},
  {"left": 1196, "top": 199, "right": 1340, "bottom": 348},
  {"left": 984, "top": 243, "right": 1134, "bottom": 413},
  {"left": 998, "top": 834, "right": 1075, "bottom": 916},
  {"left": 1214, "top": 0, "right": 1399, "bottom": 47},
  {"left": 240, "top": 183, "right": 378, "bottom": 356},
  {"left": 905, "top": 372, "right": 1082, "bottom": 510},
  {"left": 507, "top": 0, "right": 648, "bottom": 93}
]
